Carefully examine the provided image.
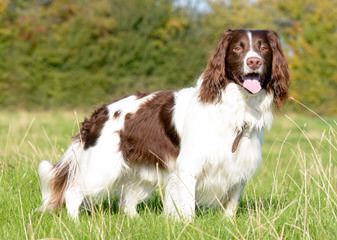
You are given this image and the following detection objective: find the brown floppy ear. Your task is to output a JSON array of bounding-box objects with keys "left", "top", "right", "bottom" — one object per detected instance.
[
  {"left": 267, "top": 31, "right": 290, "bottom": 108},
  {"left": 199, "top": 29, "right": 232, "bottom": 103}
]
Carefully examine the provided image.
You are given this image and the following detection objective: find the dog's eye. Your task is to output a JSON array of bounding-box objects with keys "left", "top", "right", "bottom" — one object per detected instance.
[
  {"left": 260, "top": 45, "right": 269, "bottom": 52},
  {"left": 233, "top": 46, "right": 242, "bottom": 53}
]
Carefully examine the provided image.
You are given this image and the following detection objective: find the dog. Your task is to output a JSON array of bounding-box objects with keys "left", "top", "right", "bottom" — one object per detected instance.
[{"left": 38, "top": 29, "right": 289, "bottom": 220}]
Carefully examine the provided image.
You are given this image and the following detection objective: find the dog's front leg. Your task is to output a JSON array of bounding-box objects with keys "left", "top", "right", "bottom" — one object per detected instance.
[
  {"left": 178, "top": 169, "right": 198, "bottom": 220},
  {"left": 164, "top": 156, "right": 201, "bottom": 221},
  {"left": 164, "top": 169, "right": 197, "bottom": 220},
  {"left": 224, "top": 181, "right": 246, "bottom": 218}
]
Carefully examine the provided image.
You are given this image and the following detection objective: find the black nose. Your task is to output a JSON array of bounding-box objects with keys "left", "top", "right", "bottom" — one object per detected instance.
[{"left": 246, "top": 57, "right": 262, "bottom": 70}]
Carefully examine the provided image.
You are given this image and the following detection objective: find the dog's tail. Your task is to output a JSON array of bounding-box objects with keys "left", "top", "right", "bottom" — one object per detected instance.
[{"left": 38, "top": 139, "right": 82, "bottom": 211}]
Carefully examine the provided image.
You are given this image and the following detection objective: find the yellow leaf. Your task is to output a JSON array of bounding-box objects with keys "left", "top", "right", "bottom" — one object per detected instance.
[{"left": 0, "top": 0, "right": 9, "bottom": 14}]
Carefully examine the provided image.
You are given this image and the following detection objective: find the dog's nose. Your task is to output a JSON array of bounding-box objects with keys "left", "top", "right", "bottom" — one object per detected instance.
[{"left": 246, "top": 57, "right": 262, "bottom": 70}]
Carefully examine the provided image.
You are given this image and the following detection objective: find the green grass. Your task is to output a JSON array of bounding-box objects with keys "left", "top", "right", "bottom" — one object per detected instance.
[{"left": 0, "top": 110, "right": 336, "bottom": 239}]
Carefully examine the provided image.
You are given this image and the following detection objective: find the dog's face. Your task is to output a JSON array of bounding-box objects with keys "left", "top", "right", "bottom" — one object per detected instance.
[
  {"left": 225, "top": 30, "right": 273, "bottom": 93},
  {"left": 200, "top": 29, "right": 289, "bottom": 107}
]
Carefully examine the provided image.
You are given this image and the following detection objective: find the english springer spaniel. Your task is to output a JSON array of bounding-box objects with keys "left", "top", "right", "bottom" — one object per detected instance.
[{"left": 38, "top": 29, "right": 289, "bottom": 220}]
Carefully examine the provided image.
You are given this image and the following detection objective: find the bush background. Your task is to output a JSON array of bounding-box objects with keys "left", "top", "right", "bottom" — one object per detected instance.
[{"left": 0, "top": 0, "right": 336, "bottom": 113}]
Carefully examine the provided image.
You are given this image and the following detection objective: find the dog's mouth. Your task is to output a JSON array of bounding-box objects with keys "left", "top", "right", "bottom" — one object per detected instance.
[{"left": 241, "top": 73, "right": 262, "bottom": 94}]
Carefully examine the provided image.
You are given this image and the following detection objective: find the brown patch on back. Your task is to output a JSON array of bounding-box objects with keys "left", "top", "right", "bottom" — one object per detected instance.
[
  {"left": 79, "top": 105, "right": 109, "bottom": 149},
  {"left": 119, "top": 91, "right": 179, "bottom": 168}
]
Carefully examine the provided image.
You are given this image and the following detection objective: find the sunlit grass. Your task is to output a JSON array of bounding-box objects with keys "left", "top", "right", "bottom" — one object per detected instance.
[{"left": 0, "top": 108, "right": 336, "bottom": 239}]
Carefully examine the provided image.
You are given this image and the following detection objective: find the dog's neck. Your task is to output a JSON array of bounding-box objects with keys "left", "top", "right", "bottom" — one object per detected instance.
[
  {"left": 222, "top": 82, "right": 273, "bottom": 131},
  {"left": 195, "top": 78, "right": 274, "bottom": 132}
]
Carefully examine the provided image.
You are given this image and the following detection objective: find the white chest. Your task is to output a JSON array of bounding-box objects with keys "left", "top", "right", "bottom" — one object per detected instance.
[
  {"left": 195, "top": 129, "right": 263, "bottom": 206},
  {"left": 173, "top": 83, "right": 273, "bottom": 206}
]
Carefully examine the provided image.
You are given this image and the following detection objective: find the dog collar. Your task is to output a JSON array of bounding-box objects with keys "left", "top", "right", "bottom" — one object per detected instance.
[{"left": 232, "top": 123, "right": 248, "bottom": 153}]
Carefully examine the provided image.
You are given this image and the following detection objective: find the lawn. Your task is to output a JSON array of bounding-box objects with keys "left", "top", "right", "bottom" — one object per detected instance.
[{"left": 0, "top": 110, "right": 336, "bottom": 239}]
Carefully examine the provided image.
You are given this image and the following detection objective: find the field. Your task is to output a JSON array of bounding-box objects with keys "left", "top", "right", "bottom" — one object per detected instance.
[{"left": 0, "top": 110, "right": 336, "bottom": 239}]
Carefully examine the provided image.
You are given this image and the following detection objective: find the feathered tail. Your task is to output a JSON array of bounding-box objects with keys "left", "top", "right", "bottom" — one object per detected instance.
[{"left": 38, "top": 140, "right": 82, "bottom": 211}]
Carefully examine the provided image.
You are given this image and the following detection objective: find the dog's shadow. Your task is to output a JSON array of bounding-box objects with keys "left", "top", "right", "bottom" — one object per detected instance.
[
  {"left": 195, "top": 197, "right": 284, "bottom": 217},
  {"left": 82, "top": 194, "right": 285, "bottom": 217},
  {"left": 82, "top": 194, "right": 163, "bottom": 216}
]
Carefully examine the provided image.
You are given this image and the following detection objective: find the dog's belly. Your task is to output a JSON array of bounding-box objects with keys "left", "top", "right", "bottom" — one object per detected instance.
[{"left": 195, "top": 132, "right": 263, "bottom": 206}]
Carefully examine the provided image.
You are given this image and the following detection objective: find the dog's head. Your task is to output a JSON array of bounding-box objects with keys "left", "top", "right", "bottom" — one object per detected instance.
[{"left": 200, "top": 29, "right": 289, "bottom": 107}]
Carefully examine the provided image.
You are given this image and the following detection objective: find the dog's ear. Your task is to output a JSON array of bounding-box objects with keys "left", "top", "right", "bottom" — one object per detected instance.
[
  {"left": 199, "top": 29, "right": 232, "bottom": 103},
  {"left": 267, "top": 31, "right": 290, "bottom": 108}
]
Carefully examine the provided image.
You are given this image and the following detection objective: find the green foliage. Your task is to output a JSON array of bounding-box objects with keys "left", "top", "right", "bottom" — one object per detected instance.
[
  {"left": 0, "top": 0, "right": 207, "bottom": 108},
  {"left": 0, "top": 0, "right": 336, "bottom": 113},
  {"left": 277, "top": 0, "right": 337, "bottom": 114}
]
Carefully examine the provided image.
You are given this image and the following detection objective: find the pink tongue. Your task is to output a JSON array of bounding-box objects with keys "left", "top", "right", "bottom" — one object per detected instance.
[{"left": 243, "top": 80, "right": 262, "bottom": 94}]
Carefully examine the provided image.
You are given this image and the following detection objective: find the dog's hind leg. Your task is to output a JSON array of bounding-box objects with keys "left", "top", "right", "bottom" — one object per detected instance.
[
  {"left": 64, "top": 186, "right": 84, "bottom": 221},
  {"left": 119, "top": 183, "right": 154, "bottom": 217}
]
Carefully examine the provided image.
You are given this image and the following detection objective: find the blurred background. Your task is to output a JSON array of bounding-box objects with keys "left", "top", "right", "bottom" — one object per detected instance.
[{"left": 0, "top": 0, "right": 336, "bottom": 114}]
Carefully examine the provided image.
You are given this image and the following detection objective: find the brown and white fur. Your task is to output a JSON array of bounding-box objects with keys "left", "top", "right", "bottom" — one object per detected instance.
[{"left": 38, "top": 29, "right": 289, "bottom": 220}]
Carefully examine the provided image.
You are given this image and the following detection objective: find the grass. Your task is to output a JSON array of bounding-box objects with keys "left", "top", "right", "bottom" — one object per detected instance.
[{"left": 0, "top": 108, "right": 336, "bottom": 239}]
